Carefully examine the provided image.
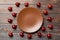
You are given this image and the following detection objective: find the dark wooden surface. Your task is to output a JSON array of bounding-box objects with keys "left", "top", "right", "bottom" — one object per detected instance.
[{"left": 0, "top": 0, "right": 60, "bottom": 40}]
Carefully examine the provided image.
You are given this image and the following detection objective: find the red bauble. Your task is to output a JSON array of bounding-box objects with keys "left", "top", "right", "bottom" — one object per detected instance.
[
  {"left": 8, "top": 7, "right": 12, "bottom": 12},
  {"left": 15, "top": 2, "right": 20, "bottom": 7},
  {"left": 12, "top": 25, "right": 17, "bottom": 29},
  {"left": 8, "top": 32, "right": 13, "bottom": 37},
  {"left": 19, "top": 32, "right": 24, "bottom": 37},
  {"left": 37, "top": 32, "right": 42, "bottom": 37},
  {"left": 47, "top": 33, "right": 51, "bottom": 38},
  {"left": 48, "top": 24, "right": 53, "bottom": 29},
  {"left": 48, "top": 4, "right": 53, "bottom": 9},
  {"left": 8, "top": 19, "right": 13, "bottom": 24},
  {"left": 47, "top": 16, "right": 52, "bottom": 22},
  {"left": 27, "top": 34, "right": 32, "bottom": 39},
  {"left": 41, "top": 26, "right": 46, "bottom": 31},
  {"left": 12, "top": 12, "right": 16, "bottom": 17},
  {"left": 24, "top": 2, "right": 29, "bottom": 7},
  {"left": 43, "top": 10, "right": 48, "bottom": 15},
  {"left": 36, "top": 2, "right": 41, "bottom": 7}
]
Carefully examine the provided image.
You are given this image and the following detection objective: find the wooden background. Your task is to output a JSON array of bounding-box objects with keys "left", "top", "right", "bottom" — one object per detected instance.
[{"left": 0, "top": 0, "right": 60, "bottom": 40}]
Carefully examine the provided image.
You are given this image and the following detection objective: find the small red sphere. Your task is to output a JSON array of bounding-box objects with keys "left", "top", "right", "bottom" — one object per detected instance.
[
  {"left": 24, "top": 2, "right": 29, "bottom": 7},
  {"left": 48, "top": 4, "right": 53, "bottom": 9},
  {"left": 12, "top": 25, "right": 17, "bottom": 29},
  {"left": 15, "top": 2, "right": 20, "bottom": 7},
  {"left": 47, "top": 33, "right": 51, "bottom": 38},
  {"left": 27, "top": 34, "right": 32, "bottom": 39},
  {"left": 36, "top": 2, "right": 41, "bottom": 7},
  {"left": 8, "top": 7, "right": 12, "bottom": 12},
  {"left": 47, "top": 16, "right": 52, "bottom": 22},
  {"left": 19, "top": 32, "right": 24, "bottom": 37},
  {"left": 8, "top": 32, "right": 13, "bottom": 37},
  {"left": 41, "top": 26, "right": 46, "bottom": 31},
  {"left": 43, "top": 10, "right": 48, "bottom": 15},
  {"left": 48, "top": 24, "right": 53, "bottom": 29},
  {"left": 8, "top": 19, "right": 13, "bottom": 24},
  {"left": 37, "top": 32, "right": 42, "bottom": 37},
  {"left": 12, "top": 12, "right": 16, "bottom": 17}
]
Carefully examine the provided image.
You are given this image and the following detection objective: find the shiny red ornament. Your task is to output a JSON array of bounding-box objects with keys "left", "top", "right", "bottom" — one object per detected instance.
[
  {"left": 12, "top": 12, "right": 16, "bottom": 17},
  {"left": 41, "top": 26, "right": 46, "bottom": 31},
  {"left": 47, "top": 16, "right": 52, "bottom": 22},
  {"left": 43, "top": 10, "right": 48, "bottom": 15},
  {"left": 8, "top": 32, "right": 13, "bottom": 37},
  {"left": 27, "top": 34, "right": 32, "bottom": 39},
  {"left": 15, "top": 2, "right": 20, "bottom": 7},
  {"left": 8, "top": 19, "right": 13, "bottom": 24},
  {"left": 48, "top": 4, "right": 53, "bottom": 9},
  {"left": 48, "top": 24, "right": 53, "bottom": 29},
  {"left": 24, "top": 2, "right": 29, "bottom": 7},
  {"left": 37, "top": 32, "right": 42, "bottom": 37},
  {"left": 12, "top": 25, "right": 17, "bottom": 29},
  {"left": 36, "top": 2, "right": 41, "bottom": 7},
  {"left": 47, "top": 33, "right": 51, "bottom": 38},
  {"left": 8, "top": 7, "right": 12, "bottom": 12},
  {"left": 19, "top": 32, "right": 24, "bottom": 37}
]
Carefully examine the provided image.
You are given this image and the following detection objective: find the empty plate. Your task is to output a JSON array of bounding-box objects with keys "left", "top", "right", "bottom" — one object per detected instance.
[{"left": 17, "top": 7, "right": 43, "bottom": 33}]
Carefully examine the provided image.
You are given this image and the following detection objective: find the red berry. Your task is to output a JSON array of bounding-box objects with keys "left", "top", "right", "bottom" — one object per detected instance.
[
  {"left": 27, "top": 34, "right": 32, "bottom": 39},
  {"left": 8, "top": 7, "right": 12, "bottom": 12},
  {"left": 15, "top": 2, "right": 20, "bottom": 7},
  {"left": 19, "top": 32, "right": 24, "bottom": 37},
  {"left": 36, "top": 2, "right": 41, "bottom": 7},
  {"left": 37, "top": 32, "right": 42, "bottom": 37},
  {"left": 8, "top": 32, "right": 13, "bottom": 37},
  {"left": 12, "top": 25, "right": 17, "bottom": 29},
  {"left": 8, "top": 19, "right": 13, "bottom": 23},
  {"left": 48, "top": 24, "right": 53, "bottom": 29},
  {"left": 43, "top": 10, "right": 48, "bottom": 15},
  {"left": 47, "top": 33, "right": 51, "bottom": 38},
  {"left": 12, "top": 12, "right": 16, "bottom": 17},
  {"left": 48, "top": 4, "right": 53, "bottom": 9},
  {"left": 24, "top": 2, "right": 29, "bottom": 7},
  {"left": 41, "top": 26, "right": 46, "bottom": 31},
  {"left": 47, "top": 17, "right": 52, "bottom": 22}
]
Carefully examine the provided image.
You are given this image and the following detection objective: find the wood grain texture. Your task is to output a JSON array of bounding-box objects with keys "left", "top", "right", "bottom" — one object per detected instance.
[{"left": 0, "top": 0, "right": 60, "bottom": 40}]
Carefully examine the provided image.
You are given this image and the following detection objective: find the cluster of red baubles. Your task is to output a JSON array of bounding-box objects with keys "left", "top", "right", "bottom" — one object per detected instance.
[
  {"left": 8, "top": 2, "right": 53, "bottom": 39},
  {"left": 8, "top": 2, "right": 53, "bottom": 12},
  {"left": 8, "top": 32, "right": 52, "bottom": 39}
]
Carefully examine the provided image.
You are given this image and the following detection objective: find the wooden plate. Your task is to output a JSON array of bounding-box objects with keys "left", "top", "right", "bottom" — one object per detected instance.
[{"left": 17, "top": 7, "right": 43, "bottom": 33}]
